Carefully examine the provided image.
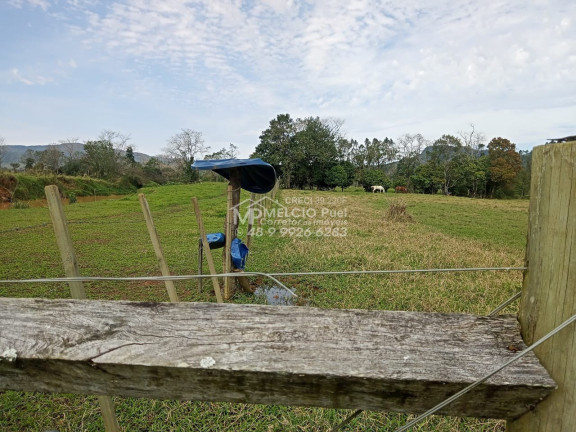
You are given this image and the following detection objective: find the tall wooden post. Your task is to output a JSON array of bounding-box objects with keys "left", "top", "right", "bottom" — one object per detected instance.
[
  {"left": 223, "top": 168, "right": 248, "bottom": 299},
  {"left": 44, "top": 186, "right": 121, "bottom": 432},
  {"left": 246, "top": 193, "right": 256, "bottom": 250},
  {"left": 224, "top": 184, "right": 234, "bottom": 299},
  {"left": 507, "top": 142, "right": 576, "bottom": 431}
]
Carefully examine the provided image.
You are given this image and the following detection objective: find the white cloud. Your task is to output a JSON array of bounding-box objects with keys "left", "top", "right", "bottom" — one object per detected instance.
[
  {"left": 56, "top": 59, "right": 77, "bottom": 69},
  {"left": 2, "top": 0, "right": 575, "bottom": 155},
  {"left": 130, "top": 2, "right": 563, "bottom": 108},
  {"left": 11, "top": 68, "right": 53, "bottom": 85},
  {"left": 8, "top": 0, "right": 50, "bottom": 11}
]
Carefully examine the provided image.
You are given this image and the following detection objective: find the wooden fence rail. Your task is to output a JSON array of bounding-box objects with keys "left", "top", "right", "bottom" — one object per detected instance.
[{"left": 0, "top": 297, "right": 554, "bottom": 419}]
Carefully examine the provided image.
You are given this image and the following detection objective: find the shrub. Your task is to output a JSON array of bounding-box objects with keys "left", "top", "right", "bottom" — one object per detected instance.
[
  {"left": 386, "top": 200, "right": 413, "bottom": 222},
  {"left": 11, "top": 200, "right": 30, "bottom": 209},
  {"left": 119, "top": 175, "right": 144, "bottom": 189},
  {"left": 2, "top": 174, "right": 137, "bottom": 201}
]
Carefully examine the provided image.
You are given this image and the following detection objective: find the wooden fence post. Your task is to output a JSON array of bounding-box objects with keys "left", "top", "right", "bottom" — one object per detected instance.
[
  {"left": 138, "top": 193, "right": 179, "bottom": 303},
  {"left": 44, "top": 185, "right": 121, "bottom": 432},
  {"left": 223, "top": 168, "right": 251, "bottom": 298},
  {"left": 192, "top": 197, "right": 224, "bottom": 303},
  {"left": 224, "top": 184, "right": 234, "bottom": 298},
  {"left": 507, "top": 141, "right": 576, "bottom": 431},
  {"left": 246, "top": 193, "right": 255, "bottom": 250}
]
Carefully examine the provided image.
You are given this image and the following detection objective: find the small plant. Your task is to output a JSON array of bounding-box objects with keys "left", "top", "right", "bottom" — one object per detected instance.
[
  {"left": 386, "top": 200, "right": 413, "bottom": 222},
  {"left": 68, "top": 192, "right": 77, "bottom": 204},
  {"left": 11, "top": 200, "right": 30, "bottom": 209}
]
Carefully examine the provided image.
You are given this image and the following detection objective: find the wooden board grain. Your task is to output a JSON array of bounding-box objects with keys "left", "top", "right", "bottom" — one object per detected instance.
[{"left": 0, "top": 297, "right": 555, "bottom": 419}]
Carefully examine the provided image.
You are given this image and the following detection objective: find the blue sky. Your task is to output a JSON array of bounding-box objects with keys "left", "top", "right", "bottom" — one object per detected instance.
[{"left": 1, "top": 0, "right": 574, "bottom": 158}]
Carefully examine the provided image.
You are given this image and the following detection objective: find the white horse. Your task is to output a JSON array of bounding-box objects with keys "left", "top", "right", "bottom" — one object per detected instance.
[{"left": 371, "top": 185, "right": 385, "bottom": 193}]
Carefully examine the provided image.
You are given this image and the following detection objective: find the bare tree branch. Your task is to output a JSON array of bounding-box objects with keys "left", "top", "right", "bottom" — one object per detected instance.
[{"left": 163, "top": 129, "right": 210, "bottom": 182}]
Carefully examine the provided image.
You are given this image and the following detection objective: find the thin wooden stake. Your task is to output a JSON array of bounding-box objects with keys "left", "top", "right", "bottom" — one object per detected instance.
[
  {"left": 246, "top": 193, "right": 255, "bottom": 250},
  {"left": 98, "top": 396, "right": 121, "bottom": 432},
  {"left": 224, "top": 184, "right": 233, "bottom": 299},
  {"left": 192, "top": 197, "right": 224, "bottom": 303},
  {"left": 198, "top": 238, "right": 203, "bottom": 293},
  {"left": 138, "top": 193, "right": 179, "bottom": 303},
  {"left": 44, "top": 185, "right": 121, "bottom": 432},
  {"left": 271, "top": 180, "right": 278, "bottom": 201}
]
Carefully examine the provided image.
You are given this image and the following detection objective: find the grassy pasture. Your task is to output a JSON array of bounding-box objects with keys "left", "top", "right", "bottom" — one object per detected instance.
[{"left": 0, "top": 182, "right": 528, "bottom": 431}]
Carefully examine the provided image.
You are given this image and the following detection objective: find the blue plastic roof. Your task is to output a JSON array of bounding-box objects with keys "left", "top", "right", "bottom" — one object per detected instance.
[{"left": 192, "top": 158, "right": 277, "bottom": 194}]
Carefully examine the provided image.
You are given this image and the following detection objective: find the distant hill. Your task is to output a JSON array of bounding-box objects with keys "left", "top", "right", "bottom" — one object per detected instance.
[{"left": 0, "top": 143, "right": 153, "bottom": 168}]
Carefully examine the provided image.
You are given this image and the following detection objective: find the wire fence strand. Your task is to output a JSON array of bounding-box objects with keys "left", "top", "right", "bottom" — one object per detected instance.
[{"left": 0, "top": 266, "right": 526, "bottom": 286}]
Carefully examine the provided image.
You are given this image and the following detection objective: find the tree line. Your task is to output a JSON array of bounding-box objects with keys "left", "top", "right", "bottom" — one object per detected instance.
[
  {"left": 252, "top": 114, "right": 530, "bottom": 198},
  {"left": 0, "top": 129, "right": 239, "bottom": 188},
  {"left": 1, "top": 116, "right": 530, "bottom": 198}
]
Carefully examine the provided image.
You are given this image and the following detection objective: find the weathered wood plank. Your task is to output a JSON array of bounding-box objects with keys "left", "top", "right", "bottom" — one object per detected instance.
[{"left": 0, "top": 297, "right": 555, "bottom": 419}]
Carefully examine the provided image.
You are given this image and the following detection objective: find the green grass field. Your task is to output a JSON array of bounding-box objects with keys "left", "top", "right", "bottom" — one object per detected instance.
[{"left": 0, "top": 182, "right": 528, "bottom": 431}]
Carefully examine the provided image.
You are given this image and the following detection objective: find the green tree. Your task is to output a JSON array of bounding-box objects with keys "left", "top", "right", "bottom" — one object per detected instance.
[
  {"left": 61, "top": 157, "right": 84, "bottom": 176},
  {"left": 363, "top": 137, "right": 397, "bottom": 168},
  {"left": 254, "top": 114, "right": 342, "bottom": 189},
  {"left": 487, "top": 137, "right": 523, "bottom": 197},
  {"left": 82, "top": 130, "right": 131, "bottom": 179},
  {"left": 411, "top": 163, "right": 443, "bottom": 194},
  {"left": 336, "top": 137, "right": 353, "bottom": 162},
  {"left": 253, "top": 114, "right": 297, "bottom": 188},
  {"left": 346, "top": 137, "right": 397, "bottom": 184},
  {"left": 450, "top": 153, "right": 489, "bottom": 197},
  {"left": 292, "top": 116, "right": 340, "bottom": 188},
  {"left": 349, "top": 139, "right": 365, "bottom": 169},
  {"left": 20, "top": 149, "right": 37, "bottom": 171},
  {"left": 37, "top": 145, "right": 64, "bottom": 173},
  {"left": 359, "top": 169, "right": 391, "bottom": 192},
  {"left": 516, "top": 150, "right": 532, "bottom": 198},
  {"left": 326, "top": 164, "right": 353, "bottom": 191},
  {"left": 57, "top": 138, "right": 84, "bottom": 176},
  {"left": 125, "top": 146, "right": 136, "bottom": 166},
  {"left": 395, "top": 133, "right": 428, "bottom": 190},
  {"left": 395, "top": 155, "right": 421, "bottom": 190},
  {"left": 163, "top": 129, "right": 209, "bottom": 182},
  {"left": 429, "top": 134, "right": 462, "bottom": 195},
  {"left": 340, "top": 160, "right": 356, "bottom": 186},
  {"left": 142, "top": 157, "right": 172, "bottom": 184},
  {"left": 201, "top": 144, "right": 240, "bottom": 182},
  {"left": 205, "top": 143, "right": 239, "bottom": 160},
  {"left": 83, "top": 140, "right": 119, "bottom": 178}
]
